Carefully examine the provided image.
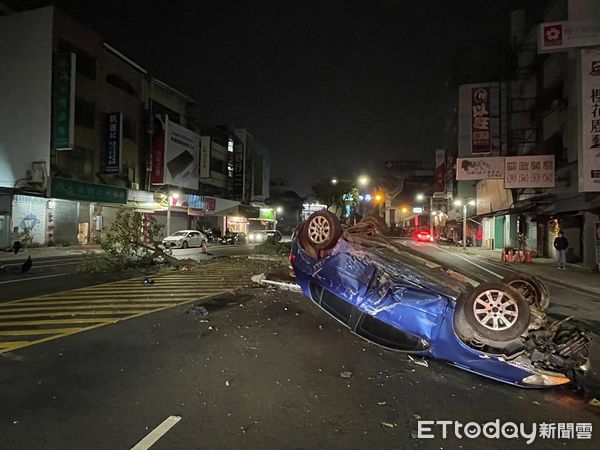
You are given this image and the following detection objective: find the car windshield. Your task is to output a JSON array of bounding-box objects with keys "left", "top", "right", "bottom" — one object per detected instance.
[{"left": 171, "top": 231, "right": 188, "bottom": 237}]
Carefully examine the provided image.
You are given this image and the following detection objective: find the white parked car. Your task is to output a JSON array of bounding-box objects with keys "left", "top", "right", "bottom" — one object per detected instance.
[{"left": 162, "top": 230, "right": 207, "bottom": 249}]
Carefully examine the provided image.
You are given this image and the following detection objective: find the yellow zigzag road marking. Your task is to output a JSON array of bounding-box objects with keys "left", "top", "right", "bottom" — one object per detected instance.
[{"left": 0, "top": 268, "right": 251, "bottom": 354}]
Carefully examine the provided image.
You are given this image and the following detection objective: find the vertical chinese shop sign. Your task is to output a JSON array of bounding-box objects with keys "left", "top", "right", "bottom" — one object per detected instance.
[
  {"left": 471, "top": 87, "right": 491, "bottom": 154},
  {"left": 53, "top": 53, "right": 76, "bottom": 150}
]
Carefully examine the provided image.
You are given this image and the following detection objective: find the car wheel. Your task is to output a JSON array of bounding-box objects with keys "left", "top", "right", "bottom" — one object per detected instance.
[
  {"left": 457, "top": 282, "right": 530, "bottom": 342},
  {"left": 182, "top": 241, "right": 188, "bottom": 249},
  {"left": 303, "top": 211, "right": 342, "bottom": 250},
  {"left": 501, "top": 273, "right": 549, "bottom": 311}
]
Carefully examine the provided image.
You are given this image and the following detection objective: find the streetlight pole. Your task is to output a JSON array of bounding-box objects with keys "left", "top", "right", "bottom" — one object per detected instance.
[
  {"left": 462, "top": 204, "right": 467, "bottom": 251},
  {"left": 429, "top": 197, "right": 434, "bottom": 238},
  {"left": 166, "top": 192, "right": 179, "bottom": 236}
]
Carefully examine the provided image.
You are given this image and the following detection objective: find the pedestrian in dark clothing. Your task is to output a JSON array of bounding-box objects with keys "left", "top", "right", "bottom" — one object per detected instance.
[
  {"left": 553, "top": 231, "right": 569, "bottom": 269},
  {"left": 11, "top": 226, "right": 22, "bottom": 255}
]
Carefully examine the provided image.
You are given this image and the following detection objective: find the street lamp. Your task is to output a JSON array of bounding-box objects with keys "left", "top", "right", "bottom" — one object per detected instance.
[
  {"left": 276, "top": 206, "right": 283, "bottom": 214},
  {"left": 166, "top": 191, "right": 180, "bottom": 237},
  {"left": 357, "top": 175, "right": 369, "bottom": 187},
  {"left": 454, "top": 199, "right": 475, "bottom": 250},
  {"left": 331, "top": 178, "right": 338, "bottom": 185},
  {"left": 416, "top": 193, "right": 434, "bottom": 237}
]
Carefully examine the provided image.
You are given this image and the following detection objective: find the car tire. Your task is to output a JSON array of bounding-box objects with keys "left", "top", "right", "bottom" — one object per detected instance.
[
  {"left": 501, "top": 273, "right": 549, "bottom": 311},
  {"left": 297, "top": 222, "right": 320, "bottom": 259},
  {"left": 182, "top": 241, "right": 188, "bottom": 249},
  {"left": 302, "top": 211, "right": 342, "bottom": 251},
  {"left": 457, "top": 281, "right": 530, "bottom": 342}
]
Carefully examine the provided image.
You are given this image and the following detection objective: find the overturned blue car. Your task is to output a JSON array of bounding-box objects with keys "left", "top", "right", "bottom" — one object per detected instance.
[{"left": 291, "top": 211, "right": 591, "bottom": 388}]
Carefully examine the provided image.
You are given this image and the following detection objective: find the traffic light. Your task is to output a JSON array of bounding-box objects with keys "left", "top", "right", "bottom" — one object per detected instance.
[{"left": 373, "top": 192, "right": 384, "bottom": 204}]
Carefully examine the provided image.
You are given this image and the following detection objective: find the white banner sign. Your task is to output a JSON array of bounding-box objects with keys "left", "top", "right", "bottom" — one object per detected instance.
[
  {"left": 538, "top": 20, "right": 600, "bottom": 53},
  {"left": 164, "top": 119, "right": 199, "bottom": 190},
  {"left": 505, "top": 155, "right": 555, "bottom": 188},
  {"left": 200, "top": 135, "right": 211, "bottom": 179},
  {"left": 456, "top": 157, "right": 505, "bottom": 180},
  {"left": 579, "top": 48, "right": 600, "bottom": 192}
]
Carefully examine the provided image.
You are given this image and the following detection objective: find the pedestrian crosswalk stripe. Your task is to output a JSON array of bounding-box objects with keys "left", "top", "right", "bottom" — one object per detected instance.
[
  {"left": 0, "top": 265, "right": 254, "bottom": 354},
  {"left": 0, "top": 328, "right": 86, "bottom": 336}
]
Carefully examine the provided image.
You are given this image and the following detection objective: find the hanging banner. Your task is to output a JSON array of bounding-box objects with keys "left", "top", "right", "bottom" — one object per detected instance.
[
  {"left": 504, "top": 155, "right": 555, "bottom": 188},
  {"left": 434, "top": 149, "right": 446, "bottom": 193},
  {"left": 233, "top": 142, "right": 244, "bottom": 200},
  {"left": 151, "top": 115, "right": 199, "bottom": 190},
  {"left": 579, "top": 48, "right": 600, "bottom": 192},
  {"left": 471, "top": 87, "right": 491, "bottom": 154},
  {"left": 103, "top": 112, "right": 122, "bottom": 173},
  {"left": 456, "top": 157, "right": 505, "bottom": 180},
  {"left": 52, "top": 52, "right": 76, "bottom": 150},
  {"left": 200, "top": 135, "right": 211, "bottom": 178}
]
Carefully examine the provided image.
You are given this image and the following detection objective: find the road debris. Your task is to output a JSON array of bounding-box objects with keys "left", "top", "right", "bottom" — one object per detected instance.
[
  {"left": 381, "top": 422, "right": 395, "bottom": 429},
  {"left": 407, "top": 355, "right": 429, "bottom": 367},
  {"left": 339, "top": 371, "right": 353, "bottom": 379},
  {"left": 142, "top": 277, "right": 155, "bottom": 284},
  {"left": 587, "top": 398, "right": 600, "bottom": 408},
  {"left": 187, "top": 304, "right": 209, "bottom": 319},
  {"left": 251, "top": 273, "right": 301, "bottom": 291}
]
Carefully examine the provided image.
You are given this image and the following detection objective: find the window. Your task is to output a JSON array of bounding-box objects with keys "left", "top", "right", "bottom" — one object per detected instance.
[
  {"left": 106, "top": 73, "right": 136, "bottom": 96},
  {"left": 59, "top": 147, "right": 93, "bottom": 180},
  {"left": 58, "top": 40, "right": 96, "bottom": 80},
  {"left": 253, "top": 156, "right": 263, "bottom": 196},
  {"left": 152, "top": 101, "right": 180, "bottom": 124},
  {"left": 75, "top": 98, "right": 95, "bottom": 129},
  {"left": 210, "top": 157, "right": 225, "bottom": 175},
  {"left": 122, "top": 117, "right": 136, "bottom": 141}
]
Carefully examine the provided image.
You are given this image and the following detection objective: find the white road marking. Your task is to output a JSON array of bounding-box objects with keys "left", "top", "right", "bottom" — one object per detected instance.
[
  {"left": 0, "top": 273, "right": 69, "bottom": 284},
  {"left": 131, "top": 415, "right": 181, "bottom": 450},
  {"left": 434, "top": 246, "right": 504, "bottom": 279}
]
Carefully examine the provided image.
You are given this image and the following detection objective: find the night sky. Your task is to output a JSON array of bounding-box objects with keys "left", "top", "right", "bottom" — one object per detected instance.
[{"left": 12, "top": 0, "right": 548, "bottom": 195}]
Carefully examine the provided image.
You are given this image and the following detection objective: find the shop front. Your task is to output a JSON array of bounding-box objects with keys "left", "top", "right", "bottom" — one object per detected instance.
[{"left": 49, "top": 178, "right": 127, "bottom": 244}]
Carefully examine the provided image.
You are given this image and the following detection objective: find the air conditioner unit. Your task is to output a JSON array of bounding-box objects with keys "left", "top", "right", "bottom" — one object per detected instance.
[
  {"left": 28, "top": 168, "right": 45, "bottom": 183},
  {"left": 131, "top": 182, "right": 140, "bottom": 190}
]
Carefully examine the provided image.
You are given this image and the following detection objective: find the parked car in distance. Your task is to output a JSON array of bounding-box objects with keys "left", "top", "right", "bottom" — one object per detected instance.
[
  {"left": 162, "top": 230, "right": 207, "bottom": 249},
  {"left": 219, "top": 231, "right": 247, "bottom": 245},
  {"left": 248, "top": 230, "right": 283, "bottom": 243}
]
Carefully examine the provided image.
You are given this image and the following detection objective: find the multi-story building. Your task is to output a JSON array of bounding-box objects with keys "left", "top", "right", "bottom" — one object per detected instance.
[
  {"left": 0, "top": 6, "right": 271, "bottom": 246},
  {"left": 448, "top": 0, "right": 600, "bottom": 269}
]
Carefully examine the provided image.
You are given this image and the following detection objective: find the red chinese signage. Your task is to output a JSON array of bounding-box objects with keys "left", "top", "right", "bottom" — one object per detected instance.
[{"left": 471, "top": 87, "right": 491, "bottom": 154}]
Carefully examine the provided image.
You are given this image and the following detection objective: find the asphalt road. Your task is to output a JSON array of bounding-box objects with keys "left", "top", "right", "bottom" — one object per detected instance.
[
  {"left": 1, "top": 243, "right": 599, "bottom": 449},
  {"left": 0, "top": 243, "right": 257, "bottom": 303},
  {"left": 400, "top": 240, "right": 600, "bottom": 334}
]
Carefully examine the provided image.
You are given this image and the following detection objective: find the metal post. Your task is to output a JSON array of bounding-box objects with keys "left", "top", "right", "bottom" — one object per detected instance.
[
  {"left": 429, "top": 197, "right": 434, "bottom": 238},
  {"left": 463, "top": 204, "right": 467, "bottom": 250},
  {"left": 166, "top": 194, "right": 172, "bottom": 237}
]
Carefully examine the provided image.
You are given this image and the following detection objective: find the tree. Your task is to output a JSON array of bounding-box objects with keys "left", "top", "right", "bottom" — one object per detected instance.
[
  {"left": 81, "top": 208, "right": 196, "bottom": 272},
  {"left": 311, "top": 178, "right": 357, "bottom": 217}
]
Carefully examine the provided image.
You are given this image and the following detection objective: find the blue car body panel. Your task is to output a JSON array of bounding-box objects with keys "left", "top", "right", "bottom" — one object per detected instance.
[{"left": 291, "top": 238, "right": 544, "bottom": 387}]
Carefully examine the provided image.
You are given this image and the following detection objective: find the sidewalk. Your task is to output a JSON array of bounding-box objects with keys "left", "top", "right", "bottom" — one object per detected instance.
[
  {"left": 443, "top": 245, "right": 600, "bottom": 297},
  {"left": 0, "top": 244, "right": 102, "bottom": 261}
]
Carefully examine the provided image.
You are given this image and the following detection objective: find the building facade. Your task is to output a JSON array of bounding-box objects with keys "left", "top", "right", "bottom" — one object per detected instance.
[{"left": 0, "top": 6, "right": 272, "bottom": 247}]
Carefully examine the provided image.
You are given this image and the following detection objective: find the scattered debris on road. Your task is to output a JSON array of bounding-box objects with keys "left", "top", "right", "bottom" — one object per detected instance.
[
  {"left": 587, "top": 398, "right": 600, "bottom": 408},
  {"left": 339, "top": 371, "right": 353, "bottom": 379},
  {"left": 251, "top": 273, "right": 301, "bottom": 291},
  {"left": 407, "top": 355, "right": 429, "bottom": 368},
  {"left": 142, "top": 277, "right": 155, "bottom": 284},
  {"left": 187, "top": 304, "right": 209, "bottom": 319}
]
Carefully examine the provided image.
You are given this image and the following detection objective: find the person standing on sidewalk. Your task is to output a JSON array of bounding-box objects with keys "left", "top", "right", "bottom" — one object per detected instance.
[
  {"left": 11, "top": 226, "right": 23, "bottom": 255},
  {"left": 553, "top": 231, "right": 569, "bottom": 269}
]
